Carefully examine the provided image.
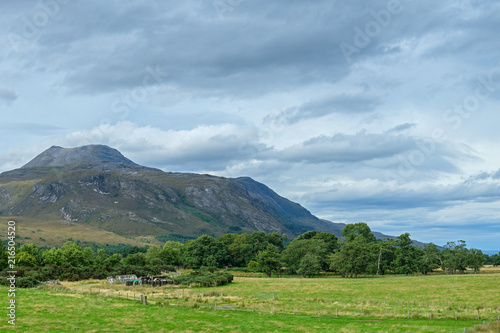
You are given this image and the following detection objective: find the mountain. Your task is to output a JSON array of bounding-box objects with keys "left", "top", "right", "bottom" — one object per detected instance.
[
  {"left": 0, "top": 145, "right": 393, "bottom": 246},
  {"left": 21, "top": 145, "right": 138, "bottom": 169}
]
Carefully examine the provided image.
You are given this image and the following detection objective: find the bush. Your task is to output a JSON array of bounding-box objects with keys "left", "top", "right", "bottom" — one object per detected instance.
[
  {"left": 174, "top": 271, "right": 233, "bottom": 287},
  {"left": 17, "top": 277, "right": 40, "bottom": 288},
  {"left": 247, "top": 261, "right": 259, "bottom": 271},
  {"left": 0, "top": 276, "right": 40, "bottom": 288}
]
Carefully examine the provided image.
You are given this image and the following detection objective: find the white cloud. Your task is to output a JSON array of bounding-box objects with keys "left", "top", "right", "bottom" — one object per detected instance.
[{"left": 62, "top": 121, "right": 264, "bottom": 170}]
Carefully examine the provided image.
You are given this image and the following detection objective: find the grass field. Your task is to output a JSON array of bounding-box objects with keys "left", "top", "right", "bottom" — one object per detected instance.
[
  {"left": 2, "top": 272, "right": 499, "bottom": 332},
  {"left": 0, "top": 217, "right": 163, "bottom": 247}
]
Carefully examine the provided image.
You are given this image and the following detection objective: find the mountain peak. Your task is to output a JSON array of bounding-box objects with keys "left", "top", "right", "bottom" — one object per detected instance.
[{"left": 22, "top": 145, "right": 138, "bottom": 169}]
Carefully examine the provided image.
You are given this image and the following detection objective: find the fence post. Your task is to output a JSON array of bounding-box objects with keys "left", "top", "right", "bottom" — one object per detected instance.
[{"left": 477, "top": 309, "right": 480, "bottom": 320}]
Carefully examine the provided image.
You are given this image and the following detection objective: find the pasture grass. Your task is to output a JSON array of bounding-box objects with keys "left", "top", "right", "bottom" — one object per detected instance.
[
  {"left": 2, "top": 272, "right": 498, "bottom": 331},
  {"left": 0, "top": 285, "right": 486, "bottom": 332}
]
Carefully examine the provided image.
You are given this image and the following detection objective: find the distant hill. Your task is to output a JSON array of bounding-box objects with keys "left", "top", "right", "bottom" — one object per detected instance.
[{"left": 0, "top": 145, "right": 404, "bottom": 246}]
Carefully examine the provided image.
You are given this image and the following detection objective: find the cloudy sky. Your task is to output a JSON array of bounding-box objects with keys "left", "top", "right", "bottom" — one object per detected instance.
[{"left": 1, "top": 0, "right": 500, "bottom": 250}]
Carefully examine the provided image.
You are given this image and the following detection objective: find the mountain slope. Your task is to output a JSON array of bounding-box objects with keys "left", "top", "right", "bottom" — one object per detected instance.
[
  {"left": 21, "top": 145, "right": 138, "bottom": 169},
  {"left": 0, "top": 145, "right": 400, "bottom": 246},
  {"left": 0, "top": 145, "right": 348, "bottom": 243}
]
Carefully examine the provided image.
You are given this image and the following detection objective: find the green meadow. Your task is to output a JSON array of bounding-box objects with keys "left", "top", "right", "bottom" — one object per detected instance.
[{"left": 1, "top": 272, "right": 498, "bottom": 332}]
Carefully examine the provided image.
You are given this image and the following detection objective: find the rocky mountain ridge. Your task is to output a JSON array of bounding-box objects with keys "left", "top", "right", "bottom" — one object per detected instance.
[{"left": 0, "top": 145, "right": 391, "bottom": 243}]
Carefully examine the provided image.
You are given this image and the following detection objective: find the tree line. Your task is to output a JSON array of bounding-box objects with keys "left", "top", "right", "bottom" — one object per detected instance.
[{"left": 1, "top": 223, "right": 496, "bottom": 285}]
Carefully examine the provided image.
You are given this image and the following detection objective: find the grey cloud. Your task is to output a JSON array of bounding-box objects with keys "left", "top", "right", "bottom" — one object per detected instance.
[
  {"left": 0, "top": 87, "right": 18, "bottom": 104},
  {"left": 6, "top": 1, "right": 371, "bottom": 95},
  {"left": 8, "top": 0, "right": 500, "bottom": 98},
  {"left": 305, "top": 178, "right": 500, "bottom": 214},
  {"left": 2, "top": 0, "right": 500, "bottom": 249},
  {"left": 419, "top": 2, "right": 500, "bottom": 60},
  {"left": 386, "top": 123, "right": 416, "bottom": 134},
  {"left": 265, "top": 132, "right": 416, "bottom": 164},
  {"left": 0, "top": 122, "right": 63, "bottom": 134},
  {"left": 466, "top": 169, "right": 500, "bottom": 183},
  {"left": 268, "top": 94, "right": 381, "bottom": 125}
]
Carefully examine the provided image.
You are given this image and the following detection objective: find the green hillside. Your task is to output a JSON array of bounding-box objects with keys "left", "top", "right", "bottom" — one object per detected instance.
[{"left": 0, "top": 145, "right": 348, "bottom": 246}]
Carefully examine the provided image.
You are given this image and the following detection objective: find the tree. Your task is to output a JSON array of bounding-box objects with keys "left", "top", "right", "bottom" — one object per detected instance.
[
  {"left": 329, "top": 235, "right": 374, "bottom": 278},
  {"left": 124, "top": 252, "right": 147, "bottom": 266},
  {"left": 490, "top": 252, "right": 500, "bottom": 266},
  {"left": 296, "top": 231, "right": 338, "bottom": 254},
  {"left": 266, "top": 232, "right": 286, "bottom": 251},
  {"left": 441, "top": 241, "right": 468, "bottom": 274},
  {"left": 249, "top": 231, "right": 269, "bottom": 254},
  {"left": 373, "top": 239, "right": 396, "bottom": 275},
  {"left": 297, "top": 253, "right": 321, "bottom": 278},
  {"left": 181, "top": 235, "right": 219, "bottom": 268},
  {"left": 95, "top": 249, "right": 109, "bottom": 265},
  {"left": 281, "top": 238, "right": 326, "bottom": 273},
  {"left": 418, "top": 243, "right": 440, "bottom": 275},
  {"left": 342, "top": 222, "right": 376, "bottom": 243},
  {"left": 16, "top": 252, "right": 38, "bottom": 267},
  {"left": 256, "top": 244, "right": 281, "bottom": 277},
  {"left": 228, "top": 231, "right": 283, "bottom": 267},
  {"left": 106, "top": 253, "right": 123, "bottom": 267},
  {"left": 228, "top": 234, "right": 252, "bottom": 267},
  {"left": 213, "top": 234, "right": 237, "bottom": 267},
  {"left": 247, "top": 260, "right": 258, "bottom": 270},
  {"left": 42, "top": 247, "right": 65, "bottom": 266},
  {"left": 60, "top": 241, "right": 85, "bottom": 267},
  {"left": 467, "top": 248, "right": 486, "bottom": 273},
  {"left": 145, "top": 246, "right": 162, "bottom": 265},
  {"left": 161, "top": 242, "right": 182, "bottom": 266},
  {"left": 82, "top": 247, "right": 95, "bottom": 266},
  {"left": 17, "top": 243, "right": 41, "bottom": 267},
  {"left": 393, "top": 233, "right": 419, "bottom": 275}
]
